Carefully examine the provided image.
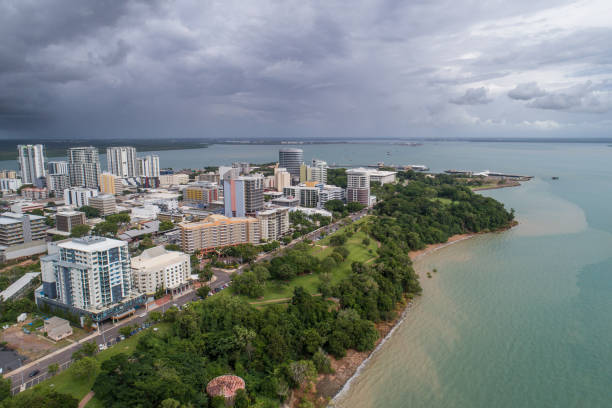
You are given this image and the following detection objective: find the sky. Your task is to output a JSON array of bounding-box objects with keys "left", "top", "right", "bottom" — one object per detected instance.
[{"left": 1, "top": 0, "right": 611, "bottom": 140}]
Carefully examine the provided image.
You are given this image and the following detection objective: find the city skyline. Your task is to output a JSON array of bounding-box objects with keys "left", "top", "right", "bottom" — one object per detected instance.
[{"left": 1, "top": 0, "right": 611, "bottom": 140}]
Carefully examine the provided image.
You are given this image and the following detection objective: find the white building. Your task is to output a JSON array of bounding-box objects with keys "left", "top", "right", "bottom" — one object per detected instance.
[
  {"left": 107, "top": 146, "right": 137, "bottom": 178},
  {"left": 257, "top": 207, "right": 290, "bottom": 241},
  {"left": 367, "top": 169, "right": 397, "bottom": 184},
  {"left": 319, "top": 185, "right": 345, "bottom": 207},
  {"left": 311, "top": 159, "right": 328, "bottom": 184},
  {"left": 159, "top": 173, "right": 189, "bottom": 186},
  {"left": 131, "top": 246, "right": 190, "bottom": 294},
  {"left": 137, "top": 155, "right": 160, "bottom": 178},
  {"left": 46, "top": 173, "right": 69, "bottom": 197},
  {"left": 274, "top": 167, "right": 291, "bottom": 193},
  {"left": 64, "top": 187, "right": 98, "bottom": 208},
  {"left": 17, "top": 144, "right": 47, "bottom": 187},
  {"left": 47, "top": 161, "right": 68, "bottom": 175},
  {"left": 131, "top": 204, "right": 161, "bottom": 222},
  {"left": 0, "top": 178, "right": 22, "bottom": 192},
  {"left": 346, "top": 168, "right": 370, "bottom": 206},
  {"left": 68, "top": 147, "right": 101, "bottom": 189},
  {"left": 41, "top": 237, "right": 135, "bottom": 311}
]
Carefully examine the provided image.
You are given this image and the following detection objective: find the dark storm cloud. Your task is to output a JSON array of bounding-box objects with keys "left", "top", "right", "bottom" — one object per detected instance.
[{"left": 1, "top": 0, "right": 611, "bottom": 139}]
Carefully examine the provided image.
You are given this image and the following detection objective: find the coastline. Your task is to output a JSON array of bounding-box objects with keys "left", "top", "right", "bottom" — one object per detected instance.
[{"left": 304, "top": 232, "right": 480, "bottom": 408}]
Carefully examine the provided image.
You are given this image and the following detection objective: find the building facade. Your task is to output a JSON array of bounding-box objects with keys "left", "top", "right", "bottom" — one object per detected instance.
[
  {"left": 274, "top": 167, "right": 291, "bottom": 192},
  {"left": 68, "top": 147, "right": 101, "bottom": 189},
  {"left": 88, "top": 194, "right": 117, "bottom": 216},
  {"left": 278, "top": 148, "right": 303, "bottom": 181},
  {"left": 242, "top": 175, "right": 264, "bottom": 214},
  {"left": 47, "top": 161, "right": 69, "bottom": 176},
  {"left": 17, "top": 144, "right": 47, "bottom": 187},
  {"left": 0, "top": 178, "right": 22, "bottom": 192},
  {"left": 180, "top": 214, "right": 260, "bottom": 253},
  {"left": 223, "top": 177, "right": 245, "bottom": 217},
  {"left": 21, "top": 187, "right": 49, "bottom": 200},
  {"left": 346, "top": 168, "right": 370, "bottom": 206},
  {"left": 0, "top": 212, "right": 47, "bottom": 247},
  {"left": 99, "top": 172, "right": 118, "bottom": 195},
  {"left": 56, "top": 211, "right": 87, "bottom": 233},
  {"left": 46, "top": 173, "right": 69, "bottom": 197},
  {"left": 137, "top": 155, "right": 160, "bottom": 178},
  {"left": 311, "top": 159, "right": 328, "bottom": 184},
  {"left": 107, "top": 146, "right": 137, "bottom": 178},
  {"left": 131, "top": 246, "right": 190, "bottom": 294},
  {"left": 257, "top": 207, "right": 290, "bottom": 241},
  {"left": 64, "top": 187, "right": 98, "bottom": 208},
  {"left": 184, "top": 182, "right": 219, "bottom": 207}
]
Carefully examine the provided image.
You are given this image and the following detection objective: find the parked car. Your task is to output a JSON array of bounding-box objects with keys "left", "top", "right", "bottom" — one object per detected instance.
[
  {"left": 139, "top": 313, "right": 146, "bottom": 318},
  {"left": 119, "top": 335, "right": 125, "bottom": 341},
  {"left": 98, "top": 344, "right": 107, "bottom": 351},
  {"left": 28, "top": 369, "right": 40, "bottom": 378}
]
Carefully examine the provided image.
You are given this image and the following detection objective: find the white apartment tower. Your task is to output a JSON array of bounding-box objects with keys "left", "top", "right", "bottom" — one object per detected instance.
[
  {"left": 131, "top": 246, "right": 190, "bottom": 294},
  {"left": 68, "top": 147, "right": 101, "bottom": 189},
  {"left": 137, "top": 155, "right": 160, "bottom": 178},
  {"left": 107, "top": 146, "right": 137, "bottom": 178},
  {"left": 311, "top": 159, "right": 328, "bottom": 184},
  {"left": 17, "top": 144, "right": 47, "bottom": 187},
  {"left": 346, "top": 168, "right": 370, "bottom": 206}
]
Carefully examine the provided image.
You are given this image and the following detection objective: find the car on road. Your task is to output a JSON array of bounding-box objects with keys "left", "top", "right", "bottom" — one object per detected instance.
[
  {"left": 28, "top": 369, "right": 40, "bottom": 378},
  {"left": 138, "top": 313, "right": 146, "bottom": 318},
  {"left": 98, "top": 344, "right": 107, "bottom": 351}
]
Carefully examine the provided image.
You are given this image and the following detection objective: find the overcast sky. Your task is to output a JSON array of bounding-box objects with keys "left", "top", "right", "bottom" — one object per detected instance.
[{"left": 1, "top": 0, "right": 611, "bottom": 140}]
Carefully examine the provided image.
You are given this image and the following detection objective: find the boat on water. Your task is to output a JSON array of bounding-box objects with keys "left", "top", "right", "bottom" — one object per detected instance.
[
  {"left": 408, "top": 164, "right": 429, "bottom": 171},
  {"left": 552, "top": 176, "right": 559, "bottom": 180}
]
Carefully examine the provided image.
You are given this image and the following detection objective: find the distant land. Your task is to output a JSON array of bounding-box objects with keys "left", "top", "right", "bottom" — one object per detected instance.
[{"left": 2, "top": 136, "right": 612, "bottom": 161}]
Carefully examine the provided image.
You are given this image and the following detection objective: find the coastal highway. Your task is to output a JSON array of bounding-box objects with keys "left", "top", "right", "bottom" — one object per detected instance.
[{"left": 5, "top": 209, "right": 368, "bottom": 394}]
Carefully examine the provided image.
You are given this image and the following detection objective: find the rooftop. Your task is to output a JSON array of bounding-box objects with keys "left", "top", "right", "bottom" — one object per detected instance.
[
  {"left": 0, "top": 212, "right": 45, "bottom": 224},
  {"left": 206, "top": 375, "right": 245, "bottom": 399},
  {"left": 59, "top": 236, "right": 126, "bottom": 252},
  {"left": 132, "top": 245, "right": 187, "bottom": 269},
  {"left": 0, "top": 272, "right": 40, "bottom": 301}
]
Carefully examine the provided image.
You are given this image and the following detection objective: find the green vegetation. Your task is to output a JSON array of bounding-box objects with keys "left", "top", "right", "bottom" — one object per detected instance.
[
  {"left": 77, "top": 206, "right": 100, "bottom": 219},
  {"left": 327, "top": 168, "right": 347, "bottom": 188},
  {"left": 159, "top": 220, "right": 174, "bottom": 231},
  {"left": 70, "top": 224, "right": 90, "bottom": 238}
]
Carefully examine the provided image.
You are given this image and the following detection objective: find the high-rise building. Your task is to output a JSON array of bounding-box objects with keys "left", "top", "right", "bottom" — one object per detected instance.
[
  {"left": 274, "top": 167, "right": 291, "bottom": 193},
  {"left": 106, "top": 146, "right": 137, "bottom": 178},
  {"left": 279, "top": 148, "right": 303, "bottom": 181},
  {"left": 0, "top": 178, "right": 22, "bottom": 192},
  {"left": 257, "top": 207, "right": 290, "bottom": 241},
  {"left": 284, "top": 184, "right": 320, "bottom": 208},
  {"left": 46, "top": 174, "right": 69, "bottom": 197},
  {"left": 346, "top": 168, "right": 370, "bottom": 206},
  {"left": 311, "top": 159, "right": 328, "bottom": 184},
  {"left": 0, "top": 170, "right": 18, "bottom": 179},
  {"left": 232, "top": 162, "right": 250, "bottom": 175},
  {"left": 64, "top": 187, "right": 99, "bottom": 208},
  {"left": 319, "top": 185, "right": 345, "bottom": 207},
  {"left": 137, "top": 155, "right": 160, "bottom": 178},
  {"left": 17, "top": 144, "right": 47, "bottom": 187},
  {"left": 68, "top": 147, "right": 101, "bottom": 189},
  {"left": 99, "top": 172, "right": 118, "bottom": 195},
  {"left": 55, "top": 211, "right": 86, "bottom": 233},
  {"left": 37, "top": 236, "right": 144, "bottom": 322},
  {"left": 131, "top": 246, "right": 190, "bottom": 295},
  {"left": 243, "top": 175, "right": 264, "bottom": 214},
  {"left": 300, "top": 163, "right": 312, "bottom": 183},
  {"left": 88, "top": 194, "right": 117, "bottom": 216},
  {"left": 180, "top": 214, "right": 261, "bottom": 253},
  {"left": 47, "top": 161, "right": 68, "bottom": 176},
  {"left": 223, "top": 176, "right": 245, "bottom": 217}
]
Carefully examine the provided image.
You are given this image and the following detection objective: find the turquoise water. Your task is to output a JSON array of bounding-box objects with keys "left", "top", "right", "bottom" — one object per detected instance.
[{"left": 332, "top": 144, "right": 612, "bottom": 408}]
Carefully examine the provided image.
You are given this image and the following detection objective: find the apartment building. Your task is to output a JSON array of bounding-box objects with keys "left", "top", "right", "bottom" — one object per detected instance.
[
  {"left": 106, "top": 146, "right": 137, "bottom": 178},
  {"left": 274, "top": 167, "right": 291, "bottom": 193},
  {"left": 131, "top": 246, "right": 190, "bottom": 294},
  {"left": 64, "top": 187, "right": 98, "bottom": 208},
  {"left": 21, "top": 187, "right": 49, "bottom": 200},
  {"left": 346, "top": 168, "right": 370, "bottom": 206},
  {"left": 0, "top": 178, "right": 22, "bottom": 192},
  {"left": 68, "top": 147, "right": 101, "bottom": 189},
  {"left": 257, "top": 207, "right": 289, "bottom": 241},
  {"left": 0, "top": 212, "right": 47, "bottom": 247},
  {"left": 180, "top": 214, "right": 260, "bottom": 253},
  {"left": 184, "top": 182, "right": 219, "bottom": 207},
  {"left": 17, "top": 144, "right": 47, "bottom": 187}
]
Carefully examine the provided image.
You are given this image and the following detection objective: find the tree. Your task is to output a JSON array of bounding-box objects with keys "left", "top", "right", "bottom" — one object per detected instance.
[
  {"left": 165, "top": 244, "right": 181, "bottom": 251},
  {"left": 92, "top": 221, "right": 118, "bottom": 236},
  {"left": 47, "top": 363, "right": 60, "bottom": 375},
  {"left": 196, "top": 285, "right": 209, "bottom": 299},
  {"left": 70, "top": 357, "right": 100, "bottom": 382},
  {"left": 70, "top": 224, "right": 90, "bottom": 238},
  {"left": 3, "top": 387, "right": 78, "bottom": 407},
  {"left": 234, "top": 389, "right": 250, "bottom": 408},
  {"left": 289, "top": 360, "right": 316, "bottom": 388},
  {"left": 148, "top": 311, "right": 162, "bottom": 322},
  {"left": 81, "top": 341, "right": 97, "bottom": 356},
  {"left": 313, "top": 349, "right": 333, "bottom": 374},
  {"left": 139, "top": 236, "right": 155, "bottom": 250},
  {"left": 0, "top": 377, "right": 10, "bottom": 402},
  {"left": 78, "top": 206, "right": 100, "bottom": 218},
  {"left": 160, "top": 398, "right": 181, "bottom": 408},
  {"left": 159, "top": 220, "right": 174, "bottom": 231},
  {"left": 346, "top": 201, "right": 365, "bottom": 213},
  {"left": 119, "top": 325, "right": 134, "bottom": 338}
]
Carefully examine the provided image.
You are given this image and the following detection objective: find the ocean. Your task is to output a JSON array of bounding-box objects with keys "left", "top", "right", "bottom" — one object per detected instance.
[{"left": 2, "top": 141, "right": 611, "bottom": 407}]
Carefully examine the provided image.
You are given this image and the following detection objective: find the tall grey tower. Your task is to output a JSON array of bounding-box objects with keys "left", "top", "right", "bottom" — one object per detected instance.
[
  {"left": 68, "top": 147, "right": 101, "bottom": 189},
  {"left": 106, "top": 146, "right": 137, "bottom": 178},
  {"left": 278, "top": 148, "right": 303, "bottom": 181},
  {"left": 17, "top": 144, "right": 47, "bottom": 187}
]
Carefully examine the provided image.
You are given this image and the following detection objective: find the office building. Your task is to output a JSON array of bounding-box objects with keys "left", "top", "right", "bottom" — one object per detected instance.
[
  {"left": 160, "top": 173, "right": 189, "bottom": 186},
  {"left": 346, "top": 168, "right": 370, "bottom": 206},
  {"left": 64, "top": 187, "right": 98, "bottom": 208},
  {"left": 10, "top": 201, "right": 44, "bottom": 214},
  {"left": 197, "top": 172, "right": 220, "bottom": 184},
  {"left": 0, "top": 178, "right": 22, "bottom": 192},
  {"left": 131, "top": 246, "right": 190, "bottom": 295},
  {"left": 180, "top": 214, "right": 260, "bottom": 253},
  {"left": 278, "top": 148, "right": 303, "bottom": 181},
  {"left": 47, "top": 161, "right": 68, "bottom": 176},
  {"left": 68, "top": 147, "right": 101, "bottom": 189},
  {"left": 55, "top": 211, "right": 87, "bottom": 233},
  {"left": 89, "top": 195, "right": 117, "bottom": 216},
  {"left": 271, "top": 196, "right": 299, "bottom": 207},
  {"left": 106, "top": 146, "right": 137, "bottom": 178},
  {"left": 274, "top": 167, "right": 291, "bottom": 193},
  {"left": 99, "top": 172, "right": 119, "bottom": 195},
  {"left": 257, "top": 207, "right": 290, "bottom": 241},
  {"left": 184, "top": 182, "right": 219, "bottom": 207},
  {"left": 46, "top": 173, "right": 69, "bottom": 197},
  {"left": 284, "top": 183, "right": 321, "bottom": 208},
  {"left": 17, "top": 144, "right": 47, "bottom": 187},
  {"left": 0, "top": 170, "right": 18, "bottom": 179},
  {"left": 311, "top": 159, "right": 328, "bottom": 184},
  {"left": 367, "top": 169, "right": 397, "bottom": 184},
  {"left": 137, "top": 155, "right": 160, "bottom": 178},
  {"left": 37, "top": 236, "right": 145, "bottom": 322}
]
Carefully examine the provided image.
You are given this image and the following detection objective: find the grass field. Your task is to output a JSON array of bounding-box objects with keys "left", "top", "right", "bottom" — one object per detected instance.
[
  {"left": 226, "top": 217, "right": 378, "bottom": 304},
  {"left": 17, "top": 323, "right": 172, "bottom": 406}
]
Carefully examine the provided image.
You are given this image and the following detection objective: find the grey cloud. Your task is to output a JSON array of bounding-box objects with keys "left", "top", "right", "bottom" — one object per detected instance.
[
  {"left": 508, "top": 82, "right": 546, "bottom": 100},
  {"left": 527, "top": 82, "right": 611, "bottom": 113},
  {"left": 450, "top": 87, "right": 492, "bottom": 105}
]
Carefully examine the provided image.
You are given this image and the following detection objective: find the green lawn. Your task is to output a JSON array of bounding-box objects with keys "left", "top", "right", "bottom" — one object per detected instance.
[
  {"left": 234, "top": 217, "right": 378, "bottom": 303},
  {"left": 20, "top": 323, "right": 172, "bottom": 406}
]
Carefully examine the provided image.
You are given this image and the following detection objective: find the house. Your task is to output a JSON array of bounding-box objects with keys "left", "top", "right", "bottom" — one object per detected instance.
[{"left": 44, "top": 316, "right": 73, "bottom": 341}]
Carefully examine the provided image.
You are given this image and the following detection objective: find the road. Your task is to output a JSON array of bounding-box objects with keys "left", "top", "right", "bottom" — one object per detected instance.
[{"left": 4, "top": 208, "right": 368, "bottom": 394}]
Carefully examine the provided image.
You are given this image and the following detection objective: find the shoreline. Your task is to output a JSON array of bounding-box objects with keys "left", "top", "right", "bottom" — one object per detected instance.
[
  {"left": 308, "top": 232, "right": 480, "bottom": 407},
  {"left": 311, "top": 223, "right": 516, "bottom": 408}
]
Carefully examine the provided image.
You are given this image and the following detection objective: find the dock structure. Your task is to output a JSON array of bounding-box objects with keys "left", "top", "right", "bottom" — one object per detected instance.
[
  {"left": 328, "top": 163, "right": 429, "bottom": 171},
  {"left": 445, "top": 170, "right": 533, "bottom": 180}
]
